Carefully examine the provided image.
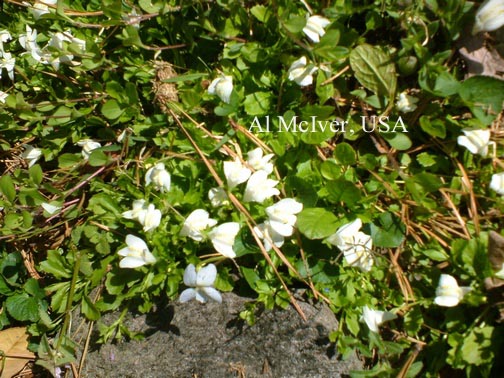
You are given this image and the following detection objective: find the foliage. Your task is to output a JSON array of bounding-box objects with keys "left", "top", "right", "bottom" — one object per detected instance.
[{"left": 1, "top": 0, "right": 504, "bottom": 377}]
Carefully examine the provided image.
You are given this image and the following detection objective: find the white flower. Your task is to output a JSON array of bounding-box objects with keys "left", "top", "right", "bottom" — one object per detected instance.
[
  {"left": 224, "top": 158, "right": 251, "bottom": 189},
  {"left": 243, "top": 170, "right": 280, "bottom": 203},
  {"left": 246, "top": 148, "right": 274, "bottom": 174},
  {"left": 253, "top": 221, "right": 285, "bottom": 251},
  {"left": 303, "top": 15, "right": 331, "bottom": 43},
  {"left": 180, "top": 209, "right": 218, "bottom": 241},
  {"left": 26, "top": 0, "right": 57, "bottom": 19},
  {"left": 208, "top": 222, "right": 240, "bottom": 258},
  {"left": 288, "top": 56, "right": 318, "bottom": 87},
  {"left": 122, "top": 200, "right": 161, "bottom": 232},
  {"left": 0, "top": 51, "right": 15, "bottom": 81},
  {"left": 145, "top": 162, "right": 171, "bottom": 192},
  {"left": 0, "top": 30, "right": 12, "bottom": 53},
  {"left": 179, "top": 264, "right": 222, "bottom": 303},
  {"left": 122, "top": 199, "right": 147, "bottom": 220},
  {"left": 490, "top": 172, "right": 504, "bottom": 195},
  {"left": 360, "top": 306, "right": 397, "bottom": 333},
  {"left": 434, "top": 274, "right": 471, "bottom": 307},
  {"left": 41, "top": 202, "right": 62, "bottom": 216},
  {"left": 208, "top": 187, "right": 229, "bottom": 207},
  {"left": 19, "top": 25, "right": 44, "bottom": 62},
  {"left": 76, "top": 139, "right": 101, "bottom": 159},
  {"left": 21, "top": 144, "right": 42, "bottom": 167},
  {"left": 457, "top": 129, "right": 492, "bottom": 157},
  {"left": 327, "top": 218, "right": 374, "bottom": 272},
  {"left": 396, "top": 92, "right": 418, "bottom": 113},
  {"left": 265, "top": 198, "right": 303, "bottom": 237},
  {"left": 473, "top": 0, "right": 504, "bottom": 34},
  {"left": 208, "top": 75, "right": 233, "bottom": 104},
  {"left": 117, "top": 234, "right": 156, "bottom": 268},
  {"left": 138, "top": 204, "right": 162, "bottom": 232}
]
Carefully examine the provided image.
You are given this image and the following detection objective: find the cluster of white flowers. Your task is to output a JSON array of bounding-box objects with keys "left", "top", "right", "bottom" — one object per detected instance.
[
  {"left": 122, "top": 199, "right": 162, "bottom": 232},
  {"left": 455, "top": 129, "right": 504, "bottom": 196},
  {"left": 286, "top": 14, "right": 330, "bottom": 87},
  {"left": 116, "top": 162, "right": 172, "bottom": 268},
  {"left": 178, "top": 147, "right": 302, "bottom": 261},
  {"left": 254, "top": 198, "right": 303, "bottom": 251},
  {"left": 19, "top": 25, "right": 86, "bottom": 71},
  {"left": 0, "top": 30, "right": 15, "bottom": 81},
  {"left": 179, "top": 208, "right": 238, "bottom": 259},
  {"left": 222, "top": 147, "right": 279, "bottom": 203},
  {"left": 326, "top": 218, "right": 374, "bottom": 272}
]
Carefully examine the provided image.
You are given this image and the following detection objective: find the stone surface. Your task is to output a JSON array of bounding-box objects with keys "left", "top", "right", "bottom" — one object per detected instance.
[{"left": 78, "top": 293, "right": 362, "bottom": 378}]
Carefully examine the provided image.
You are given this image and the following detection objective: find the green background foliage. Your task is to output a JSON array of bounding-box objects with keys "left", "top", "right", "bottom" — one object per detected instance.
[{"left": 1, "top": 0, "right": 504, "bottom": 376}]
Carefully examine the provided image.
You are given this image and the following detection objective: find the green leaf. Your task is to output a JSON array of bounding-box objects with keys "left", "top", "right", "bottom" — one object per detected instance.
[
  {"left": 241, "top": 266, "right": 261, "bottom": 289},
  {"left": 381, "top": 131, "right": 412, "bottom": 150},
  {"left": 349, "top": 44, "right": 397, "bottom": 99},
  {"left": 243, "top": 92, "right": 272, "bottom": 116},
  {"left": 0, "top": 275, "right": 12, "bottom": 295},
  {"left": 250, "top": 5, "right": 269, "bottom": 22},
  {"left": 419, "top": 116, "right": 446, "bottom": 138},
  {"left": 139, "top": 0, "right": 164, "bottom": 13},
  {"left": 47, "top": 106, "right": 73, "bottom": 126},
  {"left": 81, "top": 295, "right": 101, "bottom": 321},
  {"left": 102, "top": 0, "right": 122, "bottom": 19},
  {"left": 460, "top": 76, "right": 504, "bottom": 124},
  {"left": 101, "top": 99, "right": 125, "bottom": 120},
  {"left": 413, "top": 172, "right": 443, "bottom": 193},
  {"left": 297, "top": 208, "right": 339, "bottom": 239},
  {"left": 234, "top": 229, "right": 260, "bottom": 257},
  {"left": 370, "top": 212, "right": 405, "bottom": 248},
  {"left": 421, "top": 249, "right": 449, "bottom": 262},
  {"left": 0, "top": 175, "right": 16, "bottom": 202},
  {"left": 460, "top": 326, "right": 494, "bottom": 365},
  {"left": 88, "top": 150, "right": 109, "bottom": 167},
  {"left": 29, "top": 164, "right": 43, "bottom": 185},
  {"left": 326, "top": 179, "right": 362, "bottom": 207},
  {"left": 6, "top": 293, "right": 40, "bottom": 322},
  {"left": 334, "top": 143, "right": 356, "bottom": 165},
  {"left": 58, "top": 153, "right": 81, "bottom": 168},
  {"left": 283, "top": 15, "right": 306, "bottom": 33},
  {"left": 40, "top": 250, "right": 72, "bottom": 279}
]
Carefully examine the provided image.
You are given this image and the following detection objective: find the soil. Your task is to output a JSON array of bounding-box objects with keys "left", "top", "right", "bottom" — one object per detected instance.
[{"left": 75, "top": 293, "right": 362, "bottom": 378}]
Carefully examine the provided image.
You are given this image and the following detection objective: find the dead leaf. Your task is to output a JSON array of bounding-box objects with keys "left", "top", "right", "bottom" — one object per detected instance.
[
  {"left": 458, "top": 31, "right": 504, "bottom": 80},
  {"left": 0, "top": 327, "right": 35, "bottom": 378}
]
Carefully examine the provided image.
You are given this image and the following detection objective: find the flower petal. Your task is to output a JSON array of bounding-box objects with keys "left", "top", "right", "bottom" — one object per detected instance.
[
  {"left": 119, "top": 256, "right": 147, "bottom": 268},
  {"left": 200, "top": 287, "right": 223, "bottom": 303},
  {"left": 196, "top": 264, "right": 217, "bottom": 286},
  {"left": 183, "top": 264, "right": 198, "bottom": 287},
  {"left": 179, "top": 288, "right": 196, "bottom": 303}
]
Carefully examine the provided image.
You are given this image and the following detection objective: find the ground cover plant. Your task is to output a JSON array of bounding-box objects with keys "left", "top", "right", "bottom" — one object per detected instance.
[{"left": 1, "top": 0, "right": 504, "bottom": 376}]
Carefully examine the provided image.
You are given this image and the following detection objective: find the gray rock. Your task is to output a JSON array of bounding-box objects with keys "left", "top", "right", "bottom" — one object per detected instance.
[{"left": 78, "top": 293, "right": 362, "bottom": 378}]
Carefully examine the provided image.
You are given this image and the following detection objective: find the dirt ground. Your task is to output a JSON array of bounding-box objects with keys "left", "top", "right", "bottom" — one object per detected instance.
[{"left": 75, "top": 292, "right": 362, "bottom": 378}]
